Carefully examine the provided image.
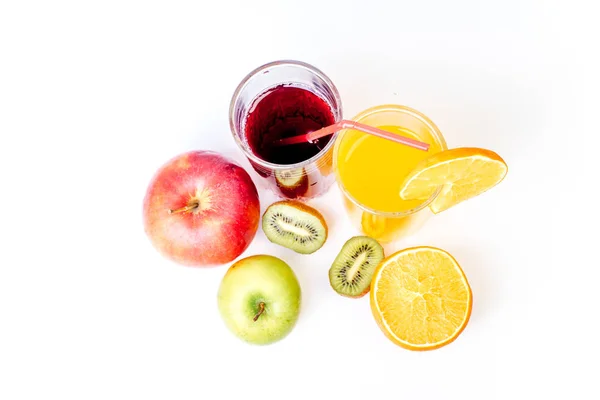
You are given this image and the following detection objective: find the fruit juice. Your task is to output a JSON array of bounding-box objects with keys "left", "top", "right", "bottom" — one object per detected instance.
[
  {"left": 245, "top": 85, "right": 335, "bottom": 165},
  {"left": 243, "top": 85, "right": 337, "bottom": 199},
  {"left": 230, "top": 60, "right": 342, "bottom": 200},
  {"left": 334, "top": 105, "right": 447, "bottom": 242}
]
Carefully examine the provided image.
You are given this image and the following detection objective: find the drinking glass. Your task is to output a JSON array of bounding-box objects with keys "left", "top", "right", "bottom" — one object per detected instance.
[
  {"left": 333, "top": 105, "right": 447, "bottom": 242},
  {"left": 229, "top": 60, "right": 343, "bottom": 199}
]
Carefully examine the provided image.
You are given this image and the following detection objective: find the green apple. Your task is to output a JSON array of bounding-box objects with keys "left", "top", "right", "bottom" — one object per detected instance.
[{"left": 217, "top": 255, "right": 301, "bottom": 345}]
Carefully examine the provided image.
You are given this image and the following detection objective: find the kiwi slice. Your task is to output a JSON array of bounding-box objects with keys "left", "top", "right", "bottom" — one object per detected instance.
[
  {"left": 262, "top": 200, "right": 328, "bottom": 254},
  {"left": 274, "top": 168, "right": 308, "bottom": 198},
  {"left": 329, "top": 236, "right": 385, "bottom": 298}
]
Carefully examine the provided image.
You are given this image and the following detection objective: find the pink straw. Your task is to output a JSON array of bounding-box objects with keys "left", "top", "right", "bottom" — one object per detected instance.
[{"left": 273, "top": 119, "right": 430, "bottom": 151}]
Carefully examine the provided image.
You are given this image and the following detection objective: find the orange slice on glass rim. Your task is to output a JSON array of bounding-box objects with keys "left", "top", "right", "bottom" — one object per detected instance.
[
  {"left": 370, "top": 246, "right": 472, "bottom": 351},
  {"left": 399, "top": 147, "right": 508, "bottom": 214}
]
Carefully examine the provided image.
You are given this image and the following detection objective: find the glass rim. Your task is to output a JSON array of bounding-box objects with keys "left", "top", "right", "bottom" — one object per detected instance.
[
  {"left": 228, "top": 59, "right": 343, "bottom": 171},
  {"left": 333, "top": 104, "right": 448, "bottom": 218}
]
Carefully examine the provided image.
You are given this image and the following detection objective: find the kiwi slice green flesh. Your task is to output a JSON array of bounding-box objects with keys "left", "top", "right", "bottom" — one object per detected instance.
[
  {"left": 329, "top": 236, "right": 385, "bottom": 298},
  {"left": 262, "top": 201, "right": 328, "bottom": 254}
]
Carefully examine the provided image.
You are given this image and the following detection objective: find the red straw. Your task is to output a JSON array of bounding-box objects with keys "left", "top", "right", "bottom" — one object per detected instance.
[{"left": 273, "top": 120, "right": 430, "bottom": 151}]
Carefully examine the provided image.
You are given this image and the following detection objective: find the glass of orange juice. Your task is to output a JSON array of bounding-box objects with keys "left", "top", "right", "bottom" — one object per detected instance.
[{"left": 333, "top": 105, "right": 447, "bottom": 243}]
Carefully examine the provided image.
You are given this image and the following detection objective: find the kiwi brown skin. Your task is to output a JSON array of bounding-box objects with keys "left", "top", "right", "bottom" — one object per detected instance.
[{"left": 262, "top": 200, "right": 328, "bottom": 253}]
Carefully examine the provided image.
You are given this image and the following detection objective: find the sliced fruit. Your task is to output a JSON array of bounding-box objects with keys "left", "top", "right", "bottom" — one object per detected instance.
[
  {"left": 275, "top": 168, "right": 308, "bottom": 198},
  {"left": 370, "top": 246, "right": 472, "bottom": 351},
  {"left": 262, "top": 200, "right": 328, "bottom": 254},
  {"left": 399, "top": 147, "right": 508, "bottom": 214},
  {"left": 329, "top": 236, "right": 385, "bottom": 298}
]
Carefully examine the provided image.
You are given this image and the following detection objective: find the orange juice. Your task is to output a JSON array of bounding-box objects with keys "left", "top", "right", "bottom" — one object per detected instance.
[{"left": 334, "top": 105, "right": 447, "bottom": 242}]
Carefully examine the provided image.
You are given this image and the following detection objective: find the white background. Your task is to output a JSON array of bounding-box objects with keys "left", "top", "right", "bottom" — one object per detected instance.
[{"left": 1, "top": 1, "right": 598, "bottom": 399}]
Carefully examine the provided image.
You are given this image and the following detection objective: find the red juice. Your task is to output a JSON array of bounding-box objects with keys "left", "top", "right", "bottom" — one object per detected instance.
[
  {"left": 230, "top": 60, "right": 342, "bottom": 200},
  {"left": 244, "top": 85, "right": 336, "bottom": 165}
]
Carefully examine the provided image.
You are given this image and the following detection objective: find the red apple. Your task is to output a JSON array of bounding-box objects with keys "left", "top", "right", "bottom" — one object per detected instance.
[{"left": 143, "top": 150, "right": 260, "bottom": 266}]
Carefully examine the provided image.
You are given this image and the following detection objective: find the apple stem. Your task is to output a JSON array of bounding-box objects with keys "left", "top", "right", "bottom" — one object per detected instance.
[
  {"left": 168, "top": 202, "right": 199, "bottom": 215},
  {"left": 253, "top": 302, "right": 265, "bottom": 322}
]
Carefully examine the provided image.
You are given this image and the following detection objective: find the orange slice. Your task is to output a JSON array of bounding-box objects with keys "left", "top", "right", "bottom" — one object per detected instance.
[
  {"left": 370, "top": 246, "right": 472, "bottom": 351},
  {"left": 399, "top": 147, "right": 508, "bottom": 214}
]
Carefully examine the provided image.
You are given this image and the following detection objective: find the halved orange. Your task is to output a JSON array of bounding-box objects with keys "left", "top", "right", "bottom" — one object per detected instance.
[
  {"left": 370, "top": 246, "right": 472, "bottom": 351},
  {"left": 399, "top": 147, "right": 508, "bottom": 214}
]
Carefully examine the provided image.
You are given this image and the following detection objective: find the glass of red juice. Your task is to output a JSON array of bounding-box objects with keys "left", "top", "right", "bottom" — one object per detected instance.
[{"left": 229, "top": 60, "right": 343, "bottom": 199}]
